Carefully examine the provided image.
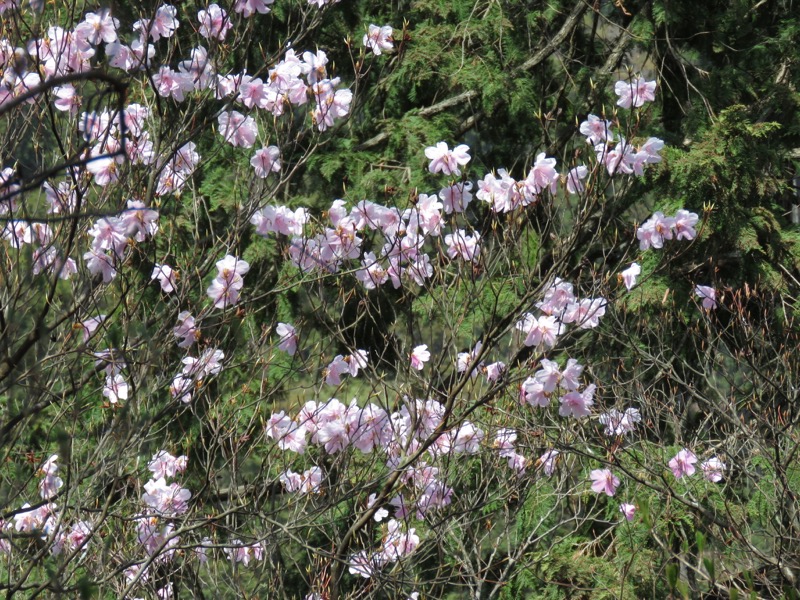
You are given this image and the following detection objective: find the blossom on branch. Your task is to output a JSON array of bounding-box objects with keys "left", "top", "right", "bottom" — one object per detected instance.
[
  {"left": 218, "top": 111, "right": 257, "bottom": 147},
  {"left": 701, "top": 456, "right": 726, "bottom": 482},
  {"left": 424, "top": 142, "right": 471, "bottom": 176},
  {"left": 669, "top": 448, "right": 698, "bottom": 479},
  {"left": 233, "top": 0, "right": 274, "bottom": 17},
  {"left": 590, "top": 468, "right": 620, "bottom": 496},
  {"left": 197, "top": 4, "right": 232, "bottom": 41},
  {"left": 695, "top": 285, "right": 718, "bottom": 310},
  {"left": 619, "top": 503, "right": 636, "bottom": 521},
  {"left": 363, "top": 24, "right": 393, "bottom": 55},
  {"left": 614, "top": 76, "right": 656, "bottom": 109},
  {"left": 620, "top": 262, "right": 641, "bottom": 290}
]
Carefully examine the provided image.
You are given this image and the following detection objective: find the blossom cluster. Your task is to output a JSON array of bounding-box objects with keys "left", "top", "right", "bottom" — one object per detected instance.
[
  {"left": 224, "top": 539, "right": 267, "bottom": 565},
  {"left": 348, "top": 519, "right": 420, "bottom": 579},
  {"left": 521, "top": 357, "right": 596, "bottom": 419},
  {"left": 254, "top": 193, "right": 481, "bottom": 286},
  {"left": 9, "top": 455, "right": 94, "bottom": 558},
  {"left": 84, "top": 199, "right": 159, "bottom": 284},
  {"left": 206, "top": 254, "right": 250, "bottom": 309},
  {"left": 516, "top": 278, "right": 607, "bottom": 353},
  {"left": 598, "top": 407, "right": 642, "bottom": 436},
  {"left": 669, "top": 448, "right": 726, "bottom": 482},
  {"left": 0, "top": 2, "right": 356, "bottom": 254},
  {"left": 636, "top": 209, "right": 699, "bottom": 250},
  {"left": 493, "top": 429, "right": 528, "bottom": 473},
  {"left": 171, "top": 347, "right": 225, "bottom": 404},
  {"left": 129, "top": 451, "right": 190, "bottom": 587},
  {"left": 267, "top": 396, "right": 490, "bottom": 520},
  {"left": 475, "top": 154, "right": 559, "bottom": 212},
  {"left": 325, "top": 349, "right": 369, "bottom": 385}
]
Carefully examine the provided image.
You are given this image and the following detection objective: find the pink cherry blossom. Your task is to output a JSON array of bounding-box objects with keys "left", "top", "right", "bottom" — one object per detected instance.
[
  {"left": 218, "top": 111, "right": 257, "bottom": 148},
  {"left": 367, "top": 493, "right": 389, "bottom": 522},
  {"left": 456, "top": 341, "right": 483, "bottom": 378},
  {"left": 276, "top": 322, "right": 298, "bottom": 355},
  {"left": 669, "top": 448, "right": 698, "bottom": 479},
  {"left": 363, "top": 24, "right": 393, "bottom": 55},
  {"left": 579, "top": 114, "right": 614, "bottom": 145},
  {"left": 673, "top": 209, "right": 699, "bottom": 240},
  {"left": 558, "top": 385, "right": 595, "bottom": 419},
  {"left": 561, "top": 298, "right": 607, "bottom": 329},
  {"left": 207, "top": 255, "right": 249, "bottom": 309},
  {"left": 631, "top": 137, "right": 664, "bottom": 176},
  {"left": 78, "top": 315, "right": 106, "bottom": 343},
  {"left": 379, "top": 519, "right": 420, "bottom": 563},
  {"left": 142, "top": 477, "right": 191, "bottom": 515},
  {"left": 198, "top": 4, "right": 232, "bottom": 41},
  {"left": 619, "top": 503, "right": 636, "bottom": 521},
  {"left": 86, "top": 156, "right": 120, "bottom": 186},
  {"left": 444, "top": 229, "right": 481, "bottom": 262},
  {"left": 224, "top": 540, "right": 266, "bottom": 565},
  {"left": 614, "top": 77, "right": 656, "bottom": 109},
  {"left": 516, "top": 313, "right": 563, "bottom": 348},
  {"left": 302, "top": 49, "right": 329, "bottom": 84},
  {"left": 311, "top": 80, "right": 352, "bottom": 131},
  {"left": 148, "top": 451, "right": 188, "bottom": 479},
  {"left": 233, "top": 0, "right": 274, "bottom": 17},
  {"left": 560, "top": 358, "right": 583, "bottom": 390},
  {"left": 356, "top": 252, "right": 388, "bottom": 289},
  {"left": 279, "top": 466, "right": 323, "bottom": 494},
  {"left": 38, "top": 455, "right": 63, "bottom": 499},
  {"left": 84, "top": 248, "right": 117, "bottom": 283},
  {"left": 535, "top": 358, "right": 561, "bottom": 393},
  {"left": 182, "top": 348, "right": 224, "bottom": 379},
  {"left": 103, "top": 374, "right": 128, "bottom": 404},
  {"left": 438, "top": 181, "right": 473, "bottom": 213},
  {"left": 450, "top": 421, "right": 484, "bottom": 454},
  {"left": 134, "top": 4, "right": 180, "bottom": 42},
  {"left": 519, "top": 373, "right": 546, "bottom": 405},
  {"left": 410, "top": 345, "right": 430, "bottom": 370},
  {"left": 75, "top": 9, "right": 119, "bottom": 46},
  {"left": 695, "top": 285, "right": 717, "bottom": 310},
  {"left": 53, "top": 84, "right": 81, "bottom": 113},
  {"left": 598, "top": 407, "right": 641, "bottom": 436},
  {"left": 424, "top": 142, "right": 471, "bottom": 176},
  {"left": 266, "top": 411, "right": 307, "bottom": 453},
  {"left": 621, "top": 262, "right": 641, "bottom": 291},
  {"left": 152, "top": 66, "right": 193, "bottom": 101},
  {"left": 250, "top": 146, "right": 281, "bottom": 177},
  {"left": 536, "top": 278, "right": 576, "bottom": 314},
  {"left": 700, "top": 457, "right": 726, "bottom": 482},
  {"left": 596, "top": 137, "right": 635, "bottom": 175},
  {"left": 324, "top": 356, "right": 350, "bottom": 386},
  {"left": 493, "top": 428, "right": 517, "bottom": 456},
  {"left": 174, "top": 311, "right": 199, "bottom": 348},
  {"left": 14, "top": 503, "right": 54, "bottom": 532},
  {"left": 136, "top": 517, "right": 179, "bottom": 558},
  {"left": 151, "top": 263, "right": 177, "bottom": 293},
  {"left": 566, "top": 165, "right": 588, "bottom": 194},
  {"left": 348, "top": 550, "right": 380, "bottom": 578},
  {"left": 538, "top": 449, "right": 560, "bottom": 476},
  {"left": 475, "top": 168, "right": 520, "bottom": 212},
  {"left": 251, "top": 205, "right": 308, "bottom": 236},
  {"left": 414, "top": 193, "right": 444, "bottom": 236},
  {"left": 590, "top": 468, "right": 620, "bottom": 496},
  {"left": 525, "top": 152, "right": 559, "bottom": 196},
  {"left": 484, "top": 361, "right": 505, "bottom": 381},
  {"left": 636, "top": 211, "right": 675, "bottom": 250}
]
